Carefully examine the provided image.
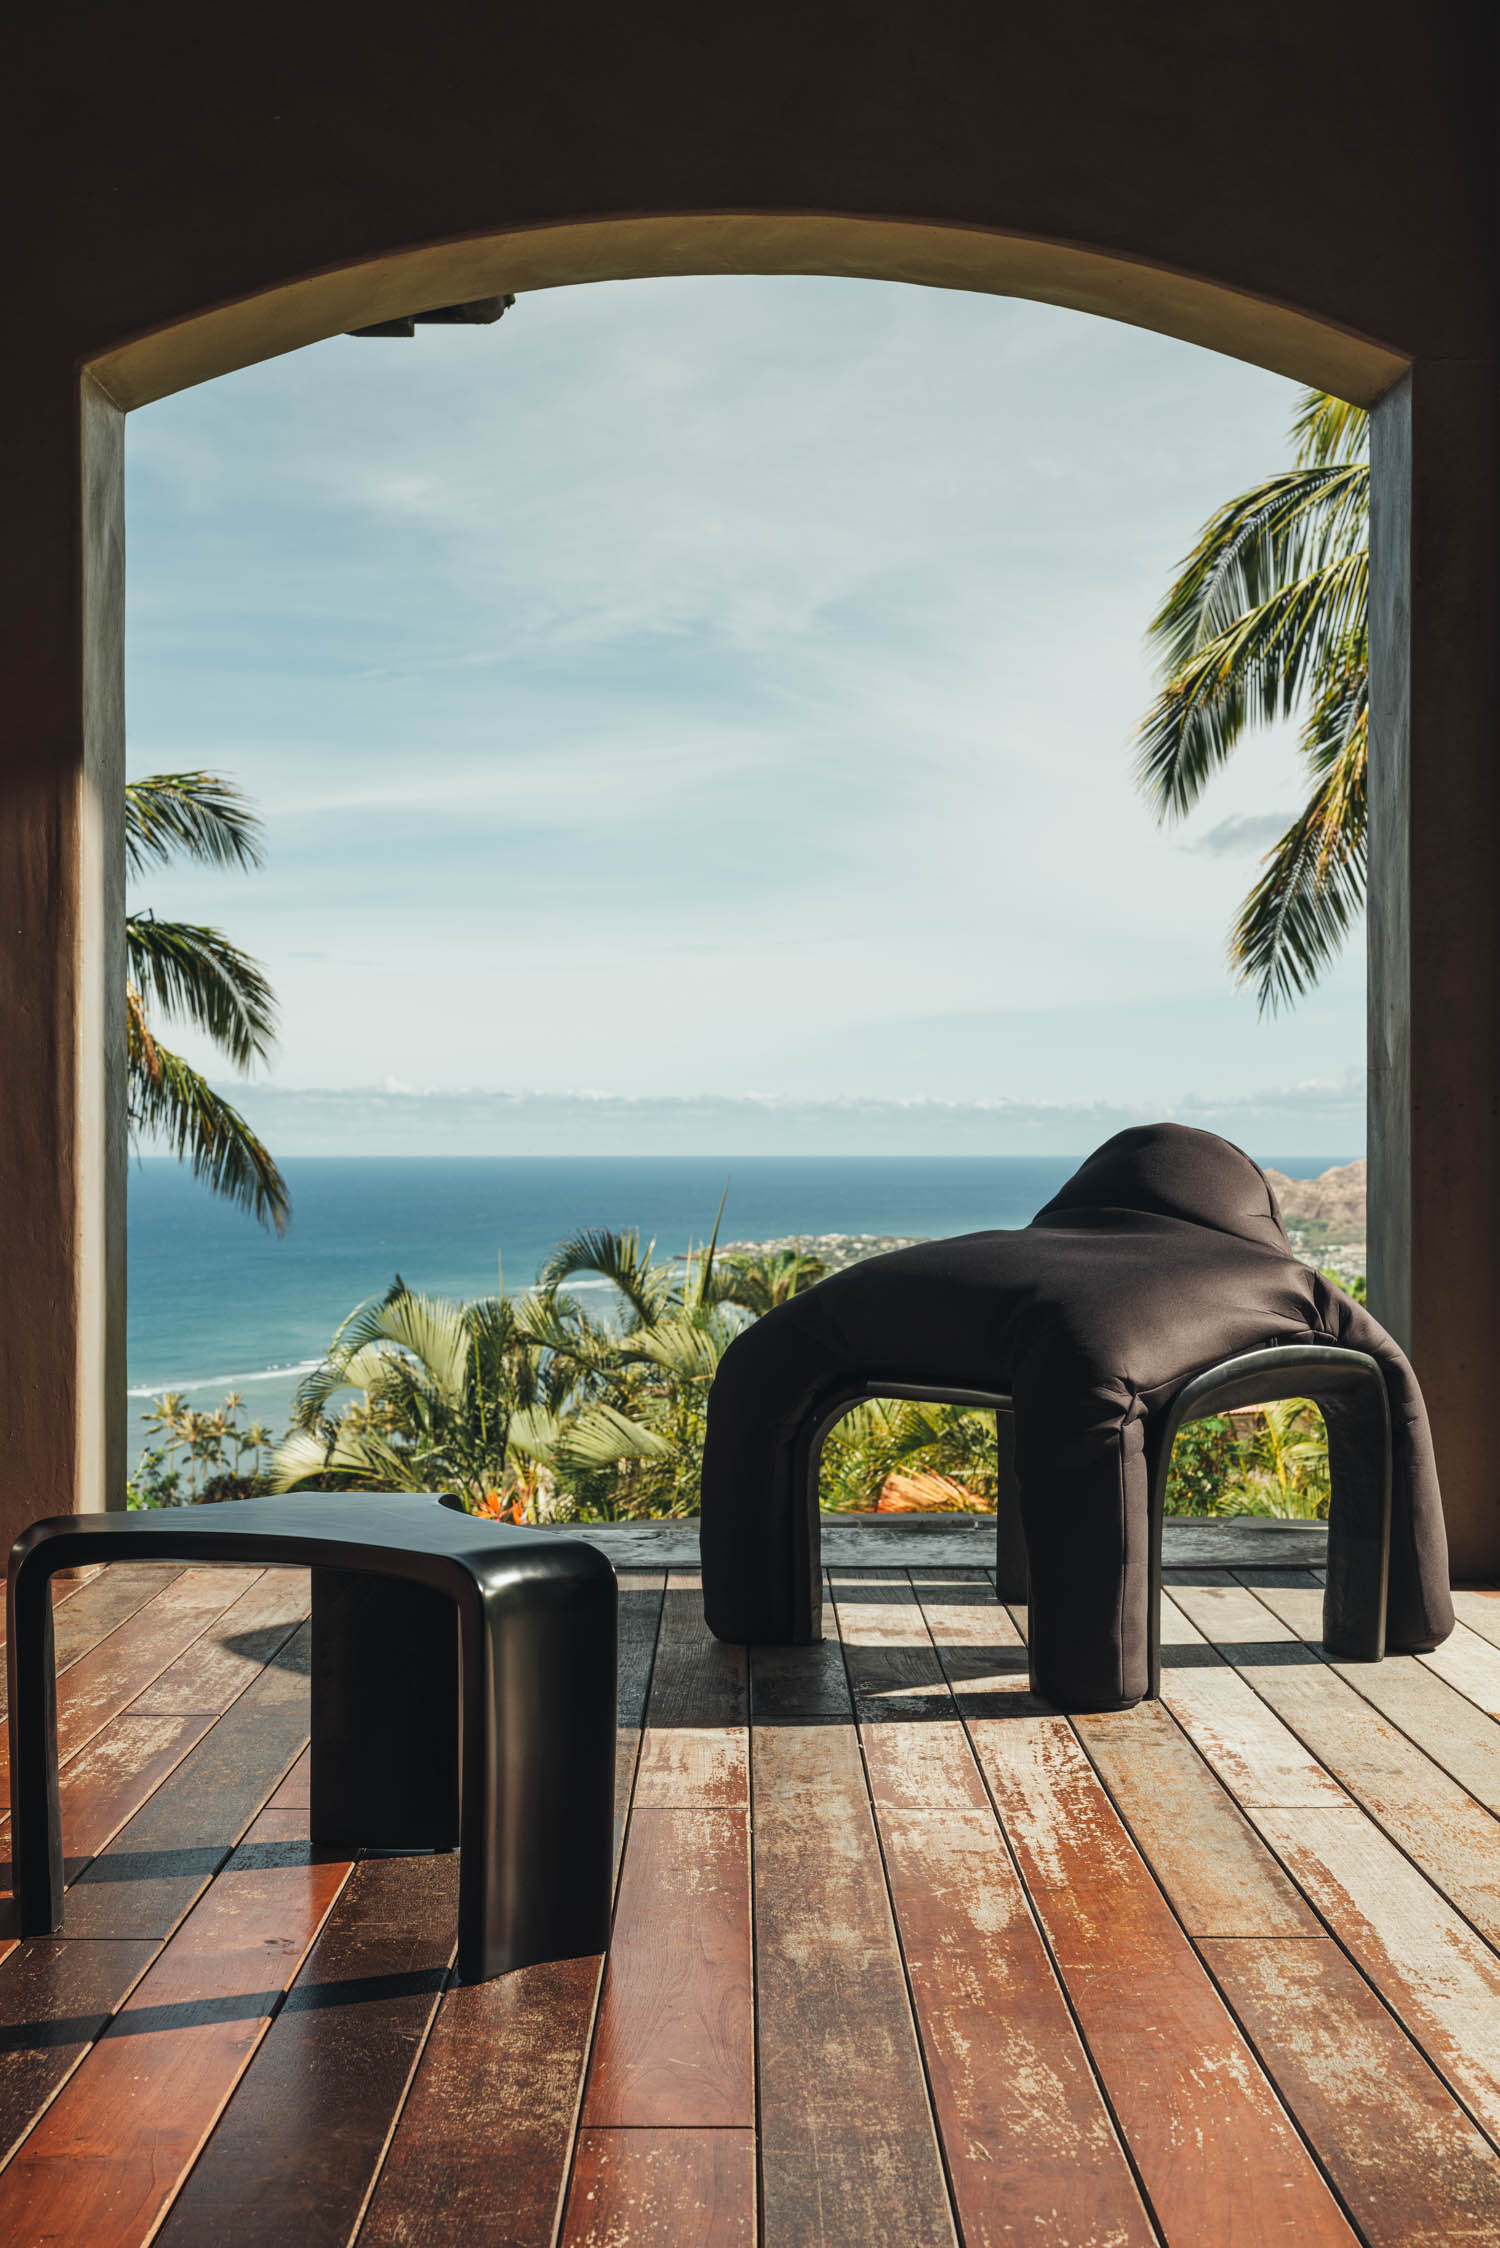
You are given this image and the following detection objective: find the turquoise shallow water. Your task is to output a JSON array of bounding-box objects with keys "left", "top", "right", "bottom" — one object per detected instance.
[{"left": 127, "top": 1152, "right": 1346, "bottom": 1453}]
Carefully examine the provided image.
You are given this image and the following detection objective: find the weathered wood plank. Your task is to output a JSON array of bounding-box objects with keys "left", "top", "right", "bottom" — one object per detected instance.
[
  {"left": 1246, "top": 1580, "right": 1500, "bottom": 1815},
  {"left": 1075, "top": 1698, "right": 1322, "bottom": 1936},
  {"left": 1453, "top": 1588, "right": 1500, "bottom": 1652},
  {"left": 751, "top": 1716, "right": 956, "bottom": 2248},
  {"left": 361, "top": 1954, "right": 601, "bottom": 2248},
  {"left": 970, "top": 1712, "right": 1357, "bottom": 2246},
  {"left": 853, "top": 1574, "right": 1154, "bottom": 2245},
  {"left": 916, "top": 1569, "right": 1035, "bottom": 1718},
  {"left": 1157, "top": 1594, "right": 1347, "bottom": 1811},
  {"left": 881, "top": 1799, "right": 1155, "bottom": 2247},
  {"left": 583, "top": 1805, "right": 752, "bottom": 2128},
  {"left": 152, "top": 1852, "right": 457, "bottom": 2248},
  {"left": 1251, "top": 1805, "right": 1500, "bottom": 2140},
  {"left": 562, "top": 2127, "right": 756, "bottom": 2246},
  {"left": 1173, "top": 1588, "right": 1500, "bottom": 1945},
  {"left": 0, "top": 1836, "right": 351, "bottom": 2242},
  {"left": 643, "top": 1574, "right": 746, "bottom": 1728},
  {"left": 1202, "top": 1934, "right": 1500, "bottom": 2247},
  {"left": 1419, "top": 1623, "right": 1500, "bottom": 1717}
]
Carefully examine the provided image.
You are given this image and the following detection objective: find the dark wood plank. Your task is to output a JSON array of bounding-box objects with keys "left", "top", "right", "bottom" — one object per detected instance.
[
  {"left": 751, "top": 1714, "right": 956, "bottom": 2248},
  {"left": 0, "top": 1936, "right": 157, "bottom": 2167},
  {"left": 60, "top": 1623, "right": 311, "bottom": 1939},
  {"left": 970, "top": 1711, "right": 1358, "bottom": 2246},
  {"left": 583, "top": 1566, "right": 752, "bottom": 2129},
  {"left": 642, "top": 1573, "right": 747, "bottom": 1728},
  {"left": 153, "top": 1852, "right": 457, "bottom": 2248},
  {"left": 1202, "top": 1935, "right": 1500, "bottom": 2247},
  {"left": 131, "top": 1567, "right": 309, "bottom": 1716},
  {"left": 360, "top": 1954, "right": 601, "bottom": 2248},
  {"left": 613, "top": 1570, "right": 666, "bottom": 1876},
  {"left": 829, "top": 1567, "right": 951, "bottom": 1716},
  {"left": 0, "top": 1565, "right": 187, "bottom": 1700},
  {"left": 0, "top": 1834, "right": 351, "bottom": 2244},
  {"left": 561, "top": 2127, "right": 756, "bottom": 2246},
  {"left": 0, "top": 1565, "right": 265, "bottom": 1814}
]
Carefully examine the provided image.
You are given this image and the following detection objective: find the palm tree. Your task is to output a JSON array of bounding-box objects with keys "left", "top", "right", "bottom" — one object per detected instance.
[
  {"left": 127, "top": 772, "right": 289, "bottom": 1230},
  {"left": 271, "top": 1274, "right": 670, "bottom": 1514},
  {"left": 1135, "top": 391, "right": 1368, "bottom": 1010}
]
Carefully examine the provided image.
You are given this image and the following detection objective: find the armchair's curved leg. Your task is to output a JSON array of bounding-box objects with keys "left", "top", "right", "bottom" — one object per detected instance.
[
  {"left": 6, "top": 1542, "right": 64, "bottom": 1934},
  {"left": 993, "top": 1409, "right": 1029, "bottom": 1603},
  {"left": 1321, "top": 1378, "right": 1391, "bottom": 1661},
  {"left": 456, "top": 1551, "right": 617, "bottom": 1983}
]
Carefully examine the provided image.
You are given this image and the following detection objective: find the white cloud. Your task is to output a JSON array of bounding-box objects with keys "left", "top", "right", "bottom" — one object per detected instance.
[{"left": 126, "top": 275, "right": 1358, "bottom": 1131}]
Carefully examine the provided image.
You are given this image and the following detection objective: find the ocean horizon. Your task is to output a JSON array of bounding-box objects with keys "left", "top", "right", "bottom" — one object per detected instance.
[{"left": 128, "top": 1151, "right": 1351, "bottom": 1452}]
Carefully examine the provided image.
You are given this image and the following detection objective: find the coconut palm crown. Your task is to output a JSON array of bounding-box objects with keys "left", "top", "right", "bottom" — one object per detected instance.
[
  {"left": 127, "top": 771, "right": 289, "bottom": 1231},
  {"left": 1135, "top": 390, "right": 1368, "bottom": 1011}
]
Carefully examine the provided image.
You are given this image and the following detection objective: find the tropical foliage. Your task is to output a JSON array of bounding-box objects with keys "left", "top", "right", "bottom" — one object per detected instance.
[
  {"left": 128, "top": 772, "right": 289, "bottom": 1230},
  {"left": 1165, "top": 1402, "right": 1330, "bottom": 1520},
  {"left": 130, "top": 1213, "right": 1333, "bottom": 1521},
  {"left": 1136, "top": 390, "right": 1368, "bottom": 1011},
  {"left": 127, "top": 1390, "right": 276, "bottom": 1507}
]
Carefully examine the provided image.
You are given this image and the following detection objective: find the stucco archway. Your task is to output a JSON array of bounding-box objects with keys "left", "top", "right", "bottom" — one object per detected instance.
[{"left": 5, "top": 2, "right": 1495, "bottom": 1574}]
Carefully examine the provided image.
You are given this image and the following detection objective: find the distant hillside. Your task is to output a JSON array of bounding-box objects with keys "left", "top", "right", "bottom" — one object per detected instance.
[{"left": 1263, "top": 1157, "right": 1366, "bottom": 1240}]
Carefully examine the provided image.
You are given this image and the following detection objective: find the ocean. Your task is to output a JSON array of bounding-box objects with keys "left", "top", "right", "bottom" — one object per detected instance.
[{"left": 127, "top": 1152, "right": 1348, "bottom": 1456}]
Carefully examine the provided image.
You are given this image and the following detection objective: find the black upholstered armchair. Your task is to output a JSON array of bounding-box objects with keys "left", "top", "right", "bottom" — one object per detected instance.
[{"left": 700, "top": 1125, "right": 1453, "bottom": 1711}]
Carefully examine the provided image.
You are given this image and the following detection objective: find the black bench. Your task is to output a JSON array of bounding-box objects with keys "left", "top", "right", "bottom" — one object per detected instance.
[{"left": 6, "top": 1492, "right": 617, "bottom": 1982}]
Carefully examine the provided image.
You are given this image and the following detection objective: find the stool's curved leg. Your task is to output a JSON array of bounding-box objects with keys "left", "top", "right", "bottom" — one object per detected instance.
[
  {"left": 310, "top": 1567, "right": 459, "bottom": 1848},
  {"left": 993, "top": 1409, "right": 1029, "bottom": 1603},
  {"left": 1321, "top": 1376, "right": 1391, "bottom": 1661},
  {"left": 6, "top": 1541, "right": 64, "bottom": 1934},
  {"left": 456, "top": 1549, "right": 617, "bottom": 1982}
]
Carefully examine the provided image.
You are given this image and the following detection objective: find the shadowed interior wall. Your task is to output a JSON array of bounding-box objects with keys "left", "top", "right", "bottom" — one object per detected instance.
[{"left": 1, "top": 2, "right": 1495, "bottom": 1565}]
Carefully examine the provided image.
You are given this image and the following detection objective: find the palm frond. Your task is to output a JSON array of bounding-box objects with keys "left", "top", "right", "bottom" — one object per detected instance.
[
  {"left": 1229, "top": 696, "right": 1368, "bottom": 1011},
  {"left": 128, "top": 1030, "right": 290, "bottom": 1233},
  {"left": 550, "top": 1403, "right": 674, "bottom": 1475},
  {"left": 537, "top": 1227, "right": 671, "bottom": 1325},
  {"left": 1290, "top": 391, "right": 1368, "bottom": 468},
  {"left": 1145, "top": 464, "right": 1367, "bottom": 682},
  {"left": 127, "top": 915, "right": 277, "bottom": 1069},
  {"left": 1136, "top": 550, "right": 1368, "bottom": 819},
  {"left": 125, "top": 772, "right": 265, "bottom": 875},
  {"left": 270, "top": 1421, "right": 425, "bottom": 1492}
]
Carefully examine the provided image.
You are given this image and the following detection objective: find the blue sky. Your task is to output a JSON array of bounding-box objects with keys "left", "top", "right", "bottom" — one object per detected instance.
[{"left": 126, "top": 275, "right": 1364, "bottom": 1156}]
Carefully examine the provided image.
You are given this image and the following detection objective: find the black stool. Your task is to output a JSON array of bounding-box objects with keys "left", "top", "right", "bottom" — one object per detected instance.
[
  {"left": 6, "top": 1492, "right": 617, "bottom": 1982},
  {"left": 725, "top": 1341, "right": 1390, "bottom": 1707}
]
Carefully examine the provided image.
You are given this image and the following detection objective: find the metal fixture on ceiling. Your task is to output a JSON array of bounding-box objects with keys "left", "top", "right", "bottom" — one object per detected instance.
[{"left": 348, "top": 293, "right": 515, "bottom": 338}]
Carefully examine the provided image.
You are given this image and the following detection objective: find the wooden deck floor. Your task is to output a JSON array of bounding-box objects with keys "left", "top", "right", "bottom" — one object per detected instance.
[{"left": 5, "top": 1559, "right": 1500, "bottom": 2246}]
